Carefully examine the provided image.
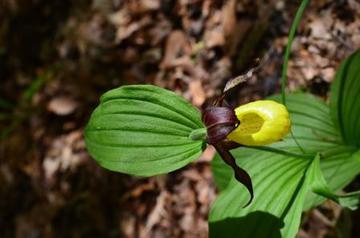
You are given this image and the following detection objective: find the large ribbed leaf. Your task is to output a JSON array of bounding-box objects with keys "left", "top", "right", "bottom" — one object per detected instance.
[
  {"left": 210, "top": 149, "right": 312, "bottom": 238},
  {"left": 330, "top": 50, "right": 360, "bottom": 146},
  {"left": 273, "top": 94, "right": 360, "bottom": 210},
  {"left": 210, "top": 93, "right": 360, "bottom": 237},
  {"left": 273, "top": 93, "right": 342, "bottom": 152},
  {"left": 309, "top": 153, "right": 360, "bottom": 211},
  {"left": 85, "top": 85, "right": 206, "bottom": 176},
  {"left": 303, "top": 145, "right": 360, "bottom": 210}
]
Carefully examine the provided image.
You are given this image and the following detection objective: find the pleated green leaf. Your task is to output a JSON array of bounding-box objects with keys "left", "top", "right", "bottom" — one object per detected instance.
[
  {"left": 330, "top": 50, "right": 360, "bottom": 146},
  {"left": 309, "top": 153, "right": 360, "bottom": 211},
  {"left": 303, "top": 145, "right": 360, "bottom": 210},
  {"left": 210, "top": 149, "right": 312, "bottom": 238},
  {"left": 210, "top": 93, "right": 360, "bottom": 237},
  {"left": 84, "top": 85, "right": 205, "bottom": 176}
]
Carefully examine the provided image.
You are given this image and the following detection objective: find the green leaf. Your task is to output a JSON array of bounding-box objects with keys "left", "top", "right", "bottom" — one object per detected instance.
[
  {"left": 304, "top": 147, "right": 360, "bottom": 210},
  {"left": 309, "top": 153, "right": 360, "bottom": 210},
  {"left": 84, "top": 85, "right": 205, "bottom": 176},
  {"left": 270, "top": 93, "right": 343, "bottom": 153},
  {"left": 330, "top": 50, "right": 360, "bottom": 146},
  {"left": 209, "top": 148, "right": 313, "bottom": 238},
  {"left": 209, "top": 147, "right": 360, "bottom": 238},
  {"left": 210, "top": 93, "right": 360, "bottom": 237}
]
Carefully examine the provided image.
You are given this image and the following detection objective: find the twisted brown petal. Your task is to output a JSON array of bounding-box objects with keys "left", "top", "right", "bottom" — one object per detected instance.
[
  {"left": 202, "top": 106, "right": 253, "bottom": 207},
  {"left": 215, "top": 141, "right": 254, "bottom": 207}
]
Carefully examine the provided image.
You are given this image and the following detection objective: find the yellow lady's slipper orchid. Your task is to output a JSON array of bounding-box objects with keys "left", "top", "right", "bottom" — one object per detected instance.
[{"left": 227, "top": 100, "right": 290, "bottom": 146}]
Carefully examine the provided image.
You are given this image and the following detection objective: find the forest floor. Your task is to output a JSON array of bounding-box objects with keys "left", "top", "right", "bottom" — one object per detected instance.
[{"left": 1, "top": 0, "right": 360, "bottom": 237}]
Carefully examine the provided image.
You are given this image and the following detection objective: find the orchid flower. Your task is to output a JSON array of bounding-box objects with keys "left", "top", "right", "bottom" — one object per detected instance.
[{"left": 202, "top": 62, "right": 291, "bottom": 206}]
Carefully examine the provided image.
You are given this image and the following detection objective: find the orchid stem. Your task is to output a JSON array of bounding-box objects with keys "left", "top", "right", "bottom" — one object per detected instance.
[
  {"left": 281, "top": 0, "right": 310, "bottom": 154},
  {"left": 242, "top": 145, "right": 313, "bottom": 160}
]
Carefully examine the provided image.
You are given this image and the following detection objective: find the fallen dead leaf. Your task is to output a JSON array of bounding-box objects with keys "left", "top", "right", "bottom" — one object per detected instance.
[
  {"left": 189, "top": 80, "right": 206, "bottom": 106},
  {"left": 47, "top": 96, "right": 78, "bottom": 116},
  {"left": 160, "top": 30, "right": 192, "bottom": 69},
  {"left": 197, "top": 146, "right": 216, "bottom": 163},
  {"left": 204, "top": 28, "right": 225, "bottom": 48}
]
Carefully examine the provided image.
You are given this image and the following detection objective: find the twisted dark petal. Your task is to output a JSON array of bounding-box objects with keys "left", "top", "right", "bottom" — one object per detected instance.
[
  {"left": 202, "top": 107, "right": 239, "bottom": 145},
  {"left": 202, "top": 106, "right": 253, "bottom": 206},
  {"left": 215, "top": 142, "right": 254, "bottom": 207}
]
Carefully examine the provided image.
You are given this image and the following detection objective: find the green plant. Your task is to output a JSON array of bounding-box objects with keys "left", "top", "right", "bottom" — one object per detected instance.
[
  {"left": 84, "top": 48, "right": 360, "bottom": 237},
  {"left": 85, "top": 85, "right": 206, "bottom": 176},
  {"left": 84, "top": 2, "right": 360, "bottom": 237}
]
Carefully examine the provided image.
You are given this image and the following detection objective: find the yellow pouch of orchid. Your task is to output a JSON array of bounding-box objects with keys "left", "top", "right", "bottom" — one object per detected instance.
[{"left": 227, "top": 100, "right": 291, "bottom": 146}]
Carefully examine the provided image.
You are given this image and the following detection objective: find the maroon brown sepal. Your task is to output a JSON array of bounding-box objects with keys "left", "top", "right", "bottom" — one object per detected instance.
[
  {"left": 202, "top": 107, "right": 239, "bottom": 145},
  {"left": 202, "top": 106, "right": 253, "bottom": 207}
]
